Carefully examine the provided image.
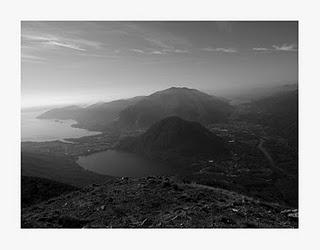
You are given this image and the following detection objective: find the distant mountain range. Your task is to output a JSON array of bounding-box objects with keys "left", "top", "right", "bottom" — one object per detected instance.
[
  {"left": 240, "top": 89, "right": 298, "bottom": 148},
  {"left": 38, "top": 87, "right": 233, "bottom": 131},
  {"left": 117, "top": 116, "right": 229, "bottom": 165},
  {"left": 219, "top": 83, "right": 298, "bottom": 105},
  {"left": 38, "top": 96, "right": 144, "bottom": 131}
]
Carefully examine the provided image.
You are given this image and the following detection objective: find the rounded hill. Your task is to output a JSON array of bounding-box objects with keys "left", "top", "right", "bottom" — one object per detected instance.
[{"left": 118, "top": 116, "right": 229, "bottom": 158}]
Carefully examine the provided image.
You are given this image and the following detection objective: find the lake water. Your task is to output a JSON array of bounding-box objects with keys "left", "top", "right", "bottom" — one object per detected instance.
[
  {"left": 21, "top": 109, "right": 101, "bottom": 142},
  {"left": 77, "top": 150, "right": 174, "bottom": 177}
]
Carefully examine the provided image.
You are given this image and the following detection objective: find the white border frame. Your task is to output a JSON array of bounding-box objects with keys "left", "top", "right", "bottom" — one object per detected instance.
[{"left": 1, "top": 0, "right": 319, "bottom": 249}]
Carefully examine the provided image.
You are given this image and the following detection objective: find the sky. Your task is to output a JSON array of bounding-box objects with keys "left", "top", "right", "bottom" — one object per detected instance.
[{"left": 21, "top": 21, "right": 298, "bottom": 107}]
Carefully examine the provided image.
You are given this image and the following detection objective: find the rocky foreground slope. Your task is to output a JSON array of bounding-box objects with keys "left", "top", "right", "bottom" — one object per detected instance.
[{"left": 22, "top": 176, "right": 298, "bottom": 228}]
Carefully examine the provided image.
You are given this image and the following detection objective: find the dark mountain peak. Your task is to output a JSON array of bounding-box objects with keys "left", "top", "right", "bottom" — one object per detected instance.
[
  {"left": 150, "top": 86, "right": 212, "bottom": 98},
  {"left": 167, "top": 86, "right": 190, "bottom": 90},
  {"left": 142, "top": 116, "right": 227, "bottom": 154},
  {"left": 145, "top": 116, "right": 210, "bottom": 138},
  {"left": 153, "top": 86, "right": 198, "bottom": 93},
  {"left": 152, "top": 115, "right": 187, "bottom": 125},
  {"left": 118, "top": 116, "right": 229, "bottom": 158}
]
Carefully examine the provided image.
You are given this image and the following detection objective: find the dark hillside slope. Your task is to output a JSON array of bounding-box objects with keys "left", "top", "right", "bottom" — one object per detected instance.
[
  {"left": 21, "top": 152, "right": 111, "bottom": 187},
  {"left": 117, "top": 116, "right": 229, "bottom": 162},
  {"left": 21, "top": 176, "right": 78, "bottom": 208}
]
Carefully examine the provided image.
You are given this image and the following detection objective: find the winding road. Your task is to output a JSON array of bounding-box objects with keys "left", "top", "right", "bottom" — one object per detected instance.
[{"left": 257, "top": 138, "right": 289, "bottom": 177}]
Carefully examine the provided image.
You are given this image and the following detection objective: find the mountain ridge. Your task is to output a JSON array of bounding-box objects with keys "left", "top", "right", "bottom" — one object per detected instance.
[
  {"left": 38, "top": 87, "right": 233, "bottom": 131},
  {"left": 118, "top": 87, "right": 233, "bottom": 129}
]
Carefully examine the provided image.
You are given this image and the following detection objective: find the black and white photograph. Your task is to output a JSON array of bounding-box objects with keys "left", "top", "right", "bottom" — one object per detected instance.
[
  {"left": 2, "top": 0, "right": 320, "bottom": 249},
  {"left": 20, "top": 21, "right": 298, "bottom": 228}
]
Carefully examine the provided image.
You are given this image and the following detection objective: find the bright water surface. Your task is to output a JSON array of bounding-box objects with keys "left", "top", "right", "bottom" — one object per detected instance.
[{"left": 21, "top": 109, "right": 100, "bottom": 142}]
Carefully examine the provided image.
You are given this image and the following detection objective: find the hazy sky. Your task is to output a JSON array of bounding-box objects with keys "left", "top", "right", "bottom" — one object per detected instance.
[{"left": 21, "top": 21, "right": 298, "bottom": 107}]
